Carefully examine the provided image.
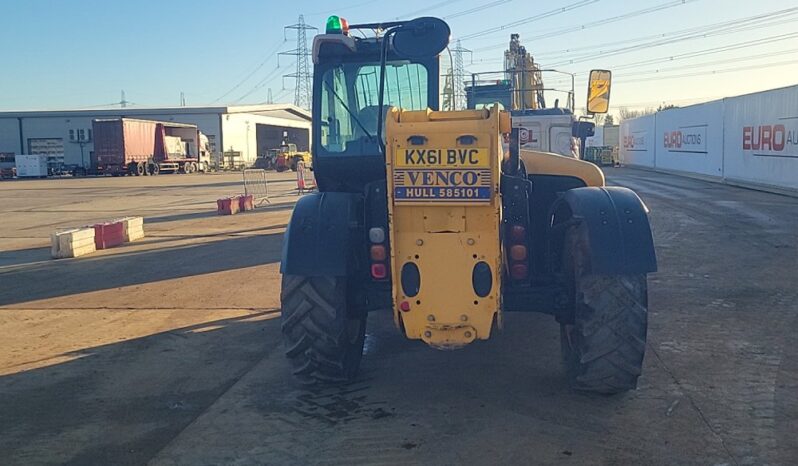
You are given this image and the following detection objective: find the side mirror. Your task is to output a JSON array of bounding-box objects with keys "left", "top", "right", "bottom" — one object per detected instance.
[
  {"left": 572, "top": 121, "right": 595, "bottom": 139},
  {"left": 586, "top": 69, "right": 612, "bottom": 114},
  {"left": 391, "top": 17, "right": 450, "bottom": 60}
]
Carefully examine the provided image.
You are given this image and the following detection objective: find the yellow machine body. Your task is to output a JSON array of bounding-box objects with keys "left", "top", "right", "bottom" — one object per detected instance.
[
  {"left": 384, "top": 106, "right": 603, "bottom": 349},
  {"left": 385, "top": 107, "right": 508, "bottom": 349},
  {"left": 519, "top": 149, "right": 605, "bottom": 187}
]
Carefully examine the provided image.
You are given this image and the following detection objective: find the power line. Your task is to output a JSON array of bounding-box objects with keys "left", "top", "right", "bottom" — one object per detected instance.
[
  {"left": 470, "top": 0, "right": 700, "bottom": 52},
  {"left": 443, "top": 0, "right": 513, "bottom": 20},
  {"left": 554, "top": 39, "right": 798, "bottom": 88},
  {"left": 546, "top": 8, "right": 798, "bottom": 67},
  {"left": 458, "top": 0, "right": 598, "bottom": 41},
  {"left": 539, "top": 6, "right": 798, "bottom": 60},
  {"left": 470, "top": 11, "right": 798, "bottom": 68},
  {"left": 615, "top": 58, "right": 797, "bottom": 84},
  {"left": 234, "top": 62, "right": 292, "bottom": 103},
  {"left": 611, "top": 47, "right": 798, "bottom": 79},
  {"left": 308, "top": 0, "right": 375, "bottom": 16},
  {"left": 211, "top": 40, "right": 287, "bottom": 104},
  {"left": 608, "top": 31, "right": 798, "bottom": 72},
  {"left": 396, "top": 0, "right": 469, "bottom": 20}
]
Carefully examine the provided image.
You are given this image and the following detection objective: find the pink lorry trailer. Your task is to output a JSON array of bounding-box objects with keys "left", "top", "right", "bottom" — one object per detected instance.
[{"left": 92, "top": 118, "right": 211, "bottom": 176}]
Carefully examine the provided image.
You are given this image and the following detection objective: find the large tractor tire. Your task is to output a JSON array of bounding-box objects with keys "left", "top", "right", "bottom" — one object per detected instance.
[
  {"left": 560, "top": 226, "right": 648, "bottom": 394},
  {"left": 280, "top": 275, "right": 366, "bottom": 384}
]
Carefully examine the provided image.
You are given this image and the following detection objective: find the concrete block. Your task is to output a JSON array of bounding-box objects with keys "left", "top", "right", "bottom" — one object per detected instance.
[
  {"left": 117, "top": 216, "right": 145, "bottom": 242},
  {"left": 51, "top": 228, "right": 97, "bottom": 259}
]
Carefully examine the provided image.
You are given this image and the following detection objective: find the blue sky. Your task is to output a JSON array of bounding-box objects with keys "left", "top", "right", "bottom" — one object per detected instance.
[{"left": 1, "top": 0, "right": 796, "bottom": 112}]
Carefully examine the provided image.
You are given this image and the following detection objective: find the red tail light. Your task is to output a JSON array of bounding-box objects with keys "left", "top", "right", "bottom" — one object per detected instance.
[
  {"left": 370, "top": 244, "right": 387, "bottom": 261},
  {"left": 508, "top": 224, "right": 528, "bottom": 280},
  {"left": 371, "top": 263, "right": 387, "bottom": 280},
  {"left": 510, "top": 263, "right": 528, "bottom": 280},
  {"left": 510, "top": 225, "right": 526, "bottom": 242},
  {"left": 510, "top": 245, "right": 527, "bottom": 261}
]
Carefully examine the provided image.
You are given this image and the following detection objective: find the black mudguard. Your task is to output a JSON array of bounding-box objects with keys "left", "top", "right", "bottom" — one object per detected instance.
[
  {"left": 551, "top": 187, "right": 657, "bottom": 275},
  {"left": 280, "top": 192, "right": 362, "bottom": 277}
]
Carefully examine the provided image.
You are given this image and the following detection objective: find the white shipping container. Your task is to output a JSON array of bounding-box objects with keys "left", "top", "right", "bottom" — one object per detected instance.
[
  {"left": 14, "top": 154, "right": 48, "bottom": 177},
  {"left": 603, "top": 125, "right": 620, "bottom": 148},
  {"left": 654, "top": 101, "right": 724, "bottom": 178},
  {"left": 620, "top": 114, "right": 656, "bottom": 167},
  {"left": 723, "top": 85, "right": 798, "bottom": 191},
  {"left": 586, "top": 126, "right": 604, "bottom": 147}
]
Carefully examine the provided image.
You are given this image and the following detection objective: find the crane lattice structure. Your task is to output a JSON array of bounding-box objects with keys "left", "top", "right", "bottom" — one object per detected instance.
[
  {"left": 504, "top": 34, "right": 544, "bottom": 110},
  {"left": 280, "top": 15, "right": 318, "bottom": 110}
]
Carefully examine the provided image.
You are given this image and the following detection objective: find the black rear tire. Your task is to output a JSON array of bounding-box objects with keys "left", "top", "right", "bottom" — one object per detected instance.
[
  {"left": 560, "top": 226, "right": 648, "bottom": 394},
  {"left": 147, "top": 162, "right": 160, "bottom": 176},
  {"left": 280, "top": 275, "right": 366, "bottom": 384}
]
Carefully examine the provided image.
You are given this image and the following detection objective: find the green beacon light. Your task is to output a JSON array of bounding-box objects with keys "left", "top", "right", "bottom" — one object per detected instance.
[{"left": 326, "top": 15, "right": 349, "bottom": 35}]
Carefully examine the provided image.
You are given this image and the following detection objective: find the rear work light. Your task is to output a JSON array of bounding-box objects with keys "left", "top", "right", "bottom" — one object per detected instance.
[
  {"left": 326, "top": 15, "right": 349, "bottom": 35},
  {"left": 369, "top": 227, "right": 385, "bottom": 244}
]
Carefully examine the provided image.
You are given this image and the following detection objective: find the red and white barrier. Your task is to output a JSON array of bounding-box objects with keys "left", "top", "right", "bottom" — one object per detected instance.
[
  {"left": 217, "top": 197, "right": 240, "bottom": 215},
  {"left": 238, "top": 194, "right": 254, "bottom": 212},
  {"left": 93, "top": 221, "right": 125, "bottom": 250}
]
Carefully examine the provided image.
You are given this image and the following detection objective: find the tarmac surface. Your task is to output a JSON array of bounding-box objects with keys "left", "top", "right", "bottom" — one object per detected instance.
[{"left": 1, "top": 168, "right": 796, "bottom": 465}]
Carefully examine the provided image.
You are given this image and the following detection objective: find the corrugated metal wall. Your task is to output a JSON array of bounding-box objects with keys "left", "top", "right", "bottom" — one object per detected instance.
[{"left": 620, "top": 85, "right": 798, "bottom": 192}]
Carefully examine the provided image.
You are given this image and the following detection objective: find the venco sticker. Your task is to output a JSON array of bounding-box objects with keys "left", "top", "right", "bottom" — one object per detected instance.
[
  {"left": 393, "top": 148, "right": 492, "bottom": 202},
  {"left": 663, "top": 125, "right": 708, "bottom": 154}
]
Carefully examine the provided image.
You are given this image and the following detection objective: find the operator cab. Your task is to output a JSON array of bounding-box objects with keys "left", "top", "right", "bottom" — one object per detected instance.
[{"left": 311, "top": 16, "right": 449, "bottom": 192}]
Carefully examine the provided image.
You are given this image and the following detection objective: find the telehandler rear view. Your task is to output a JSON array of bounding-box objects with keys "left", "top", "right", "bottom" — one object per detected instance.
[{"left": 280, "top": 16, "right": 656, "bottom": 394}]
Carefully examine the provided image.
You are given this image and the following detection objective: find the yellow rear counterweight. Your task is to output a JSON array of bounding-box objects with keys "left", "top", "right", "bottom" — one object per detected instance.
[{"left": 385, "top": 107, "right": 509, "bottom": 349}]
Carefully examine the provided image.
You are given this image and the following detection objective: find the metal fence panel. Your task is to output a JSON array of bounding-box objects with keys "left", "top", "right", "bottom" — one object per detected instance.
[{"left": 243, "top": 169, "right": 270, "bottom": 206}]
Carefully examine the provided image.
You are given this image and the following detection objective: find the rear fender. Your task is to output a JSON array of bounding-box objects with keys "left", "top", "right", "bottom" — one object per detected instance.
[
  {"left": 550, "top": 187, "right": 657, "bottom": 275},
  {"left": 280, "top": 192, "right": 362, "bottom": 277}
]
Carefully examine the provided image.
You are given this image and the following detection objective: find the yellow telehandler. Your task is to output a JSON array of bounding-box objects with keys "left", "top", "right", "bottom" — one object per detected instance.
[{"left": 280, "top": 16, "right": 656, "bottom": 394}]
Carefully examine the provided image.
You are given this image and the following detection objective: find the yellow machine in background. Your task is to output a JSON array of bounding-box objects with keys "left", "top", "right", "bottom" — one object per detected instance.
[{"left": 275, "top": 143, "right": 312, "bottom": 172}]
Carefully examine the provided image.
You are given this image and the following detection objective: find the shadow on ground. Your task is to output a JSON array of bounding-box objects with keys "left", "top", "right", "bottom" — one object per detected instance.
[
  {"left": 0, "top": 311, "right": 282, "bottom": 466},
  {"left": 0, "top": 247, "right": 53, "bottom": 268},
  {"left": 0, "top": 231, "right": 284, "bottom": 305}
]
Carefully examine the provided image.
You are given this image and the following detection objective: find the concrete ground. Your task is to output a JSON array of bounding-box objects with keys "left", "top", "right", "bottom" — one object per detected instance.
[{"left": 0, "top": 168, "right": 796, "bottom": 465}]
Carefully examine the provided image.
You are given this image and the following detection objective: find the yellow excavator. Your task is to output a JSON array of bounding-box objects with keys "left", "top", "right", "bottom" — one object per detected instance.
[{"left": 279, "top": 16, "right": 655, "bottom": 394}]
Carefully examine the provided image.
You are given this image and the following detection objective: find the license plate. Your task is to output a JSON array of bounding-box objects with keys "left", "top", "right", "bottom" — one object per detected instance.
[{"left": 393, "top": 148, "right": 492, "bottom": 203}]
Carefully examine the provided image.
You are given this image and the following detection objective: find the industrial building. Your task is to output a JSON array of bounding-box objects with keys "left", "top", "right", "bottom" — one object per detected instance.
[{"left": 0, "top": 104, "right": 311, "bottom": 170}]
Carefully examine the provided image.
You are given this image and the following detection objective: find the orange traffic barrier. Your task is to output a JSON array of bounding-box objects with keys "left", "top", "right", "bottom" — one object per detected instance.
[
  {"left": 217, "top": 198, "right": 240, "bottom": 215},
  {"left": 238, "top": 194, "right": 254, "bottom": 212},
  {"left": 93, "top": 221, "right": 125, "bottom": 249}
]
